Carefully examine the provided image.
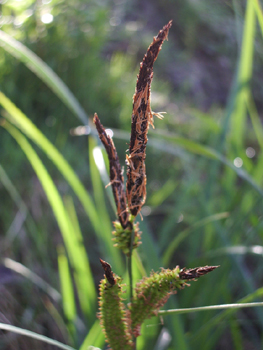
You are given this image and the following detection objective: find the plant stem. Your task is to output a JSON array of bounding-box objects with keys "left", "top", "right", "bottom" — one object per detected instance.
[
  {"left": 128, "top": 228, "right": 135, "bottom": 301},
  {"left": 128, "top": 227, "right": 136, "bottom": 349}
]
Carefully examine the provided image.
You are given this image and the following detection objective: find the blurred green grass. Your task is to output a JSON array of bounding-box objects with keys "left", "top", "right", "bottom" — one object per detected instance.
[{"left": 1, "top": 0, "right": 263, "bottom": 349}]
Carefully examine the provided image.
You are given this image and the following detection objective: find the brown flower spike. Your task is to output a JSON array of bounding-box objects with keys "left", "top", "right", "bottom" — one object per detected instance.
[
  {"left": 126, "top": 20, "right": 172, "bottom": 217},
  {"left": 94, "top": 113, "right": 129, "bottom": 228},
  {"left": 179, "top": 265, "right": 219, "bottom": 280}
]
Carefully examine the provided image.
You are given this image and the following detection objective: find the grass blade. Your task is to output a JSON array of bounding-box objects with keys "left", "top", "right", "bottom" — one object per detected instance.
[
  {"left": 159, "top": 301, "right": 263, "bottom": 316},
  {"left": 88, "top": 136, "right": 123, "bottom": 268},
  {"left": 0, "top": 31, "right": 88, "bottom": 124},
  {"left": 191, "top": 286, "right": 263, "bottom": 341},
  {"left": 1, "top": 120, "right": 96, "bottom": 321},
  {"left": 0, "top": 323, "right": 76, "bottom": 350},
  {"left": 162, "top": 212, "right": 230, "bottom": 266},
  {"left": 79, "top": 319, "right": 104, "bottom": 350},
  {"left": 0, "top": 92, "right": 104, "bottom": 253},
  {"left": 63, "top": 196, "right": 97, "bottom": 317},
  {"left": 231, "top": 0, "right": 256, "bottom": 148},
  {"left": 58, "top": 246, "right": 77, "bottom": 340},
  {"left": 3, "top": 257, "right": 61, "bottom": 302},
  {"left": 253, "top": 0, "right": 263, "bottom": 36}
]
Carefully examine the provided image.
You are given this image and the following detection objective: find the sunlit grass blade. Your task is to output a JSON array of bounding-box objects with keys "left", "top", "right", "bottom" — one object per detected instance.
[
  {"left": 63, "top": 196, "right": 97, "bottom": 316},
  {"left": 0, "top": 92, "right": 104, "bottom": 252},
  {"left": 0, "top": 323, "right": 76, "bottom": 350},
  {"left": 92, "top": 142, "right": 116, "bottom": 211},
  {"left": 162, "top": 212, "right": 229, "bottom": 266},
  {"left": 88, "top": 136, "right": 123, "bottom": 269},
  {"left": 58, "top": 246, "right": 77, "bottom": 340},
  {"left": 1, "top": 120, "right": 96, "bottom": 322},
  {"left": 79, "top": 319, "right": 104, "bottom": 350},
  {"left": 0, "top": 31, "right": 88, "bottom": 125},
  {"left": 231, "top": 0, "right": 256, "bottom": 149}
]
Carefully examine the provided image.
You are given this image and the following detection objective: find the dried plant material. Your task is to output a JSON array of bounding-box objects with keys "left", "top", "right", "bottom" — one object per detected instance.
[
  {"left": 179, "top": 265, "right": 220, "bottom": 280},
  {"left": 126, "top": 20, "right": 172, "bottom": 217},
  {"left": 100, "top": 258, "right": 116, "bottom": 286},
  {"left": 94, "top": 113, "right": 129, "bottom": 228},
  {"left": 98, "top": 262, "right": 134, "bottom": 350}
]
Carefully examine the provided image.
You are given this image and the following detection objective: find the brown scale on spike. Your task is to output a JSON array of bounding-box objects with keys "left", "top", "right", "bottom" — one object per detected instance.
[
  {"left": 99, "top": 258, "right": 116, "bottom": 286},
  {"left": 94, "top": 113, "right": 129, "bottom": 228},
  {"left": 179, "top": 265, "right": 220, "bottom": 280},
  {"left": 126, "top": 20, "right": 172, "bottom": 217}
]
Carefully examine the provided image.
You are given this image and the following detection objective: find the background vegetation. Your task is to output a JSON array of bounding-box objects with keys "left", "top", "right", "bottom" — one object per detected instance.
[{"left": 1, "top": 0, "right": 263, "bottom": 349}]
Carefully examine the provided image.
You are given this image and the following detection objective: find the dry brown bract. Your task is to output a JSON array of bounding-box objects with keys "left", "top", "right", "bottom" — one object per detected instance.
[
  {"left": 94, "top": 113, "right": 129, "bottom": 228},
  {"left": 126, "top": 20, "right": 172, "bottom": 217},
  {"left": 179, "top": 265, "right": 220, "bottom": 280},
  {"left": 99, "top": 258, "right": 116, "bottom": 286}
]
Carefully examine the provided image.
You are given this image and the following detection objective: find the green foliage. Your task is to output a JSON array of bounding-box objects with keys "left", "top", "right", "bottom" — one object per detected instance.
[{"left": 1, "top": 1, "right": 263, "bottom": 350}]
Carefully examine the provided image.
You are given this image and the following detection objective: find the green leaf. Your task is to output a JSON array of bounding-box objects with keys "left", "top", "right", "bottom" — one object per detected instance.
[
  {"left": 1, "top": 120, "right": 96, "bottom": 321},
  {"left": 58, "top": 245, "right": 77, "bottom": 339},
  {"left": 79, "top": 319, "right": 104, "bottom": 350},
  {"left": 0, "top": 91, "right": 123, "bottom": 271},
  {"left": 0, "top": 323, "right": 76, "bottom": 350},
  {"left": 231, "top": 0, "right": 256, "bottom": 148}
]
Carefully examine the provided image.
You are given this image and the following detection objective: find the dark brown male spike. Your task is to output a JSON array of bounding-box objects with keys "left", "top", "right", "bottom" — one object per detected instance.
[
  {"left": 126, "top": 21, "right": 172, "bottom": 217},
  {"left": 94, "top": 113, "right": 129, "bottom": 228}
]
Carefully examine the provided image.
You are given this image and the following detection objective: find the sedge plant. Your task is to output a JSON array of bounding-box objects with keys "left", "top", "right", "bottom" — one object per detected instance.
[
  {"left": 94, "top": 21, "right": 218, "bottom": 350},
  {"left": 2, "top": 8, "right": 263, "bottom": 348}
]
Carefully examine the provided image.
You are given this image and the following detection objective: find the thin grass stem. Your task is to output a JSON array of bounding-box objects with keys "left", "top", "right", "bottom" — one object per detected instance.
[{"left": 159, "top": 302, "right": 263, "bottom": 316}]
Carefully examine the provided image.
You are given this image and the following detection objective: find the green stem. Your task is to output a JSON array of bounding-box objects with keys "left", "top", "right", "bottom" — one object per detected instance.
[
  {"left": 128, "top": 229, "right": 135, "bottom": 300},
  {"left": 128, "top": 227, "right": 136, "bottom": 349}
]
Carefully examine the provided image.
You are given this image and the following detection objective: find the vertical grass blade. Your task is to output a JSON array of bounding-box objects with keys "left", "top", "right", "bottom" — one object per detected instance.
[
  {"left": 63, "top": 196, "right": 97, "bottom": 318},
  {"left": 231, "top": 0, "right": 256, "bottom": 148},
  {"left": 1, "top": 120, "right": 96, "bottom": 322},
  {"left": 0, "top": 92, "right": 104, "bottom": 252},
  {"left": 58, "top": 246, "right": 77, "bottom": 340},
  {"left": 253, "top": 0, "right": 263, "bottom": 36},
  {"left": 88, "top": 136, "right": 123, "bottom": 269},
  {"left": 79, "top": 319, "right": 105, "bottom": 350}
]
